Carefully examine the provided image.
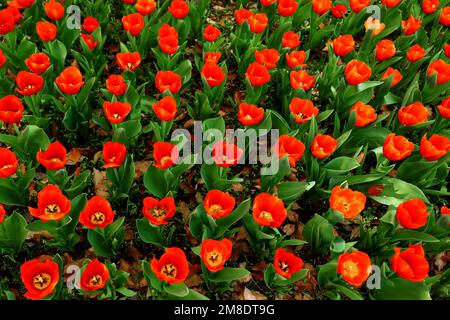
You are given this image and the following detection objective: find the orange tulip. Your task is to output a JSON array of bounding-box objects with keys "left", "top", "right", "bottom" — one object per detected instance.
[
  {"left": 116, "top": 52, "right": 141, "bottom": 71},
  {"left": 278, "top": 0, "right": 298, "bottom": 17},
  {"left": 142, "top": 196, "right": 176, "bottom": 226},
  {"left": 329, "top": 186, "right": 366, "bottom": 219},
  {"left": 289, "top": 98, "right": 319, "bottom": 124},
  {"left": 28, "top": 185, "right": 71, "bottom": 222},
  {"left": 289, "top": 70, "right": 315, "bottom": 91},
  {"left": 422, "top": 0, "right": 439, "bottom": 14},
  {"left": 255, "top": 49, "right": 280, "bottom": 69},
  {"left": 252, "top": 193, "right": 287, "bottom": 228},
  {"left": 135, "top": 0, "right": 156, "bottom": 15},
  {"left": 337, "top": 251, "right": 372, "bottom": 287},
  {"left": 245, "top": 62, "right": 270, "bottom": 87},
  {"left": 440, "top": 6, "right": 450, "bottom": 26},
  {"left": 285, "top": 50, "right": 306, "bottom": 69},
  {"left": 312, "top": 0, "right": 332, "bottom": 15},
  {"left": 281, "top": 31, "right": 300, "bottom": 49},
  {"left": 332, "top": 35, "right": 355, "bottom": 57},
  {"left": 44, "top": 1, "right": 65, "bottom": 20},
  {"left": 350, "top": 102, "right": 377, "bottom": 127},
  {"left": 203, "top": 25, "right": 221, "bottom": 42},
  {"left": 83, "top": 16, "right": 99, "bottom": 33},
  {"left": 168, "top": 0, "right": 189, "bottom": 19},
  {"left": 311, "top": 134, "right": 338, "bottom": 159},
  {"left": 375, "top": 39, "right": 396, "bottom": 61},
  {"left": 349, "top": 0, "right": 371, "bottom": 13},
  {"left": 364, "top": 17, "right": 385, "bottom": 36},
  {"left": 36, "top": 141, "right": 67, "bottom": 171},
  {"left": 204, "top": 52, "right": 221, "bottom": 64},
  {"left": 55, "top": 66, "right": 84, "bottom": 95},
  {"left": 237, "top": 102, "right": 265, "bottom": 126},
  {"left": 392, "top": 244, "right": 429, "bottom": 282},
  {"left": 383, "top": 134, "right": 415, "bottom": 161},
  {"left": 36, "top": 21, "right": 57, "bottom": 42},
  {"left": 20, "top": 258, "right": 59, "bottom": 300},
  {"left": 203, "top": 189, "right": 236, "bottom": 219},
  {"left": 402, "top": 16, "right": 422, "bottom": 35},
  {"left": 103, "top": 101, "right": 132, "bottom": 124},
  {"left": 420, "top": 134, "right": 450, "bottom": 161},
  {"left": 274, "top": 134, "right": 305, "bottom": 167},
  {"left": 158, "top": 24, "right": 179, "bottom": 55},
  {"left": 153, "top": 96, "right": 177, "bottom": 121},
  {"left": 212, "top": 141, "right": 244, "bottom": 167},
  {"left": 248, "top": 13, "right": 268, "bottom": 33},
  {"left": 398, "top": 102, "right": 429, "bottom": 126},
  {"left": 382, "top": 67, "right": 403, "bottom": 87},
  {"left": 155, "top": 70, "right": 182, "bottom": 93},
  {"left": 273, "top": 248, "right": 304, "bottom": 278},
  {"left": 122, "top": 13, "right": 145, "bottom": 36},
  {"left": 151, "top": 247, "right": 189, "bottom": 284},
  {"left": 79, "top": 196, "right": 115, "bottom": 229},
  {"left": 427, "top": 59, "right": 450, "bottom": 85},
  {"left": 234, "top": 8, "right": 253, "bottom": 25},
  {"left": 106, "top": 74, "right": 128, "bottom": 96},
  {"left": 396, "top": 198, "right": 429, "bottom": 230},
  {"left": 437, "top": 97, "right": 450, "bottom": 118},
  {"left": 80, "top": 260, "right": 110, "bottom": 292},
  {"left": 345, "top": 59, "right": 372, "bottom": 85},
  {"left": 406, "top": 44, "right": 426, "bottom": 62},
  {"left": 200, "top": 238, "right": 232, "bottom": 272}
]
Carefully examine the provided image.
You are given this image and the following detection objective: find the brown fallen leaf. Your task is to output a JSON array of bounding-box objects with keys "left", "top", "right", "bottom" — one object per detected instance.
[
  {"left": 243, "top": 287, "right": 267, "bottom": 300},
  {"left": 93, "top": 169, "right": 110, "bottom": 197},
  {"left": 134, "top": 160, "right": 150, "bottom": 180}
]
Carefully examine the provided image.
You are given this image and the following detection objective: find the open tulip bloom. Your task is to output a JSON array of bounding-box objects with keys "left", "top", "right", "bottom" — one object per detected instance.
[{"left": 0, "top": 0, "right": 449, "bottom": 304}]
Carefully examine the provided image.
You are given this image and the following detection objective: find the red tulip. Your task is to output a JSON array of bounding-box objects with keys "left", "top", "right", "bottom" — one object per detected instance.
[
  {"left": 122, "top": 13, "right": 145, "bottom": 36},
  {"left": 375, "top": 39, "right": 396, "bottom": 61},
  {"left": 392, "top": 244, "right": 429, "bottom": 282},
  {"left": 203, "top": 25, "right": 221, "bottom": 42},
  {"left": 383, "top": 134, "right": 415, "bottom": 162},
  {"left": 420, "top": 134, "right": 450, "bottom": 161},
  {"left": 81, "top": 34, "right": 98, "bottom": 50},
  {"left": 282, "top": 31, "right": 300, "bottom": 49},
  {"left": 204, "top": 189, "right": 235, "bottom": 219},
  {"left": 406, "top": 44, "right": 426, "bottom": 62},
  {"left": 398, "top": 102, "right": 429, "bottom": 126},
  {"left": 427, "top": 59, "right": 450, "bottom": 85},
  {"left": 83, "top": 16, "right": 99, "bottom": 33},
  {"left": 331, "top": 4, "right": 347, "bottom": 18},
  {"left": 237, "top": 102, "right": 265, "bottom": 126},
  {"left": 55, "top": 66, "right": 84, "bottom": 95},
  {"left": 312, "top": 0, "right": 332, "bottom": 15},
  {"left": 248, "top": 13, "right": 268, "bottom": 33},
  {"left": 168, "top": 0, "right": 189, "bottom": 19},
  {"left": 278, "top": 0, "right": 299, "bottom": 17},
  {"left": 332, "top": 35, "right": 355, "bottom": 57},
  {"left": 153, "top": 96, "right": 177, "bottom": 121},
  {"left": 36, "top": 21, "right": 57, "bottom": 42},
  {"left": 345, "top": 59, "right": 372, "bottom": 85},
  {"left": 396, "top": 198, "right": 429, "bottom": 229},
  {"left": 106, "top": 74, "right": 128, "bottom": 96},
  {"left": 200, "top": 238, "right": 232, "bottom": 272},
  {"left": 28, "top": 184, "right": 71, "bottom": 222},
  {"left": 330, "top": 186, "right": 366, "bottom": 219},
  {"left": 382, "top": 67, "right": 403, "bottom": 87},
  {"left": 311, "top": 134, "right": 338, "bottom": 159},
  {"left": 103, "top": 101, "right": 132, "bottom": 124},
  {"left": 350, "top": 101, "right": 377, "bottom": 127},
  {"left": 142, "top": 196, "right": 176, "bottom": 226},
  {"left": 36, "top": 142, "right": 67, "bottom": 171},
  {"left": 252, "top": 193, "right": 287, "bottom": 228},
  {"left": 349, "top": 0, "right": 371, "bottom": 13},
  {"left": 254, "top": 48, "right": 279, "bottom": 69},
  {"left": 422, "top": 0, "right": 439, "bottom": 14},
  {"left": 286, "top": 50, "right": 306, "bottom": 69},
  {"left": 440, "top": 6, "right": 450, "bottom": 26},
  {"left": 274, "top": 134, "right": 305, "bottom": 167},
  {"left": 102, "top": 142, "right": 127, "bottom": 169},
  {"left": 0, "top": 204, "right": 5, "bottom": 224},
  {"left": 234, "top": 8, "right": 253, "bottom": 25},
  {"left": 20, "top": 259, "right": 59, "bottom": 300},
  {"left": 245, "top": 62, "right": 270, "bottom": 87},
  {"left": 0, "top": 9, "right": 15, "bottom": 35},
  {"left": 15, "top": 71, "right": 44, "bottom": 96},
  {"left": 158, "top": 24, "right": 179, "bottom": 55},
  {"left": 25, "top": 53, "right": 51, "bottom": 74},
  {"left": 212, "top": 141, "right": 244, "bottom": 167},
  {"left": 80, "top": 260, "right": 110, "bottom": 292},
  {"left": 437, "top": 97, "right": 450, "bottom": 118},
  {"left": 155, "top": 70, "right": 182, "bottom": 93},
  {"left": 44, "top": 1, "right": 65, "bottom": 21},
  {"left": 0, "top": 147, "right": 18, "bottom": 178},
  {"left": 273, "top": 248, "right": 304, "bottom": 278},
  {"left": 289, "top": 98, "right": 319, "bottom": 124},
  {"left": 153, "top": 141, "right": 179, "bottom": 169},
  {"left": 151, "top": 247, "right": 189, "bottom": 284},
  {"left": 116, "top": 52, "right": 141, "bottom": 71},
  {"left": 135, "top": 0, "right": 157, "bottom": 15},
  {"left": 79, "top": 196, "right": 115, "bottom": 229},
  {"left": 290, "top": 70, "right": 315, "bottom": 91},
  {"left": 337, "top": 251, "right": 371, "bottom": 286},
  {"left": 0, "top": 95, "right": 24, "bottom": 124},
  {"left": 402, "top": 16, "right": 422, "bottom": 35},
  {"left": 201, "top": 62, "right": 225, "bottom": 88}
]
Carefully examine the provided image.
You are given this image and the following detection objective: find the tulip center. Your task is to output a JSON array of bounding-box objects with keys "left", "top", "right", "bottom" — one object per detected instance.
[
  {"left": 91, "top": 212, "right": 106, "bottom": 225},
  {"left": 127, "top": 63, "right": 133, "bottom": 69},
  {"left": 259, "top": 210, "right": 273, "bottom": 222},
  {"left": 45, "top": 204, "right": 61, "bottom": 216},
  {"left": 161, "top": 263, "right": 177, "bottom": 278},
  {"left": 151, "top": 207, "right": 167, "bottom": 220},
  {"left": 209, "top": 204, "right": 223, "bottom": 214},
  {"left": 160, "top": 156, "right": 172, "bottom": 166},
  {"left": 25, "top": 85, "right": 35, "bottom": 90},
  {"left": 342, "top": 260, "right": 360, "bottom": 278},
  {"left": 1, "top": 164, "right": 13, "bottom": 170},
  {"left": 89, "top": 275, "right": 103, "bottom": 287},
  {"left": 113, "top": 113, "right": 121, "bottom": 120},
  {"left": 207, "top": 250, "right": 223, "bottom": 266},
  {"left": 279, "top": 261, "right": 290, "bottom": 273},
  {"left": 33, "top": 273, "right": 52, "bottom": 290},
  {"left": 295, "top": 112, "right": 306, "bottom": 119}
]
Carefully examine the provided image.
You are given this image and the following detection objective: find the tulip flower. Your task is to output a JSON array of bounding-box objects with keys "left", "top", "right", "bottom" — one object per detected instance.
[
  {"left": 0, "top": 147, "right": 18, "bottom": 178},
  {"left": 391, "top": 245, "right": 429, "bottom": 282},
  {"left": 383, "top": 134, "right": 415, "bottom": 162},
  {"left": 20, "top": 259, "right": 60, "bottom": 300},
  {"left": 25, "top": 53, "right": 51, "bottom": 74},
  {"left": 252, "top": 193, "right": 287, "bottom": 228},
  {"left": 329, "top": 186, "right": 366, "bottom": 219},
  {"left": 337, "top": 251, "right": 372, "bottom": 287},
  {"left": 0, "top": 95, "right": 24, "bottom": 124},
  {"left": 28, "top": 185, "right": 71, "bottom": 222},
  {"left": 80, "top": 260, "right": 110, "bottom": 292},
  {"left": 203, "top": 189, "right": 236, "bottom": 219},
  {"left": 142, "top": 196, "right": 176, "bottom": 226},
  {"left": 151, "top": 247, "right": 189, "bottom": 284},
  {"left": 273, "top": 248, "right": 304, "bottom": 279},
  {"left": 36, "top": 142, "right": 68, "bottom": 171},
  {"left": 79, "top": 196, "right": 115, "bottom": 229},
  {"left": 200, "top": 238, "right": 232, "bottom": 272},
  {"left": 396, "top": 198, "right": 429, "bottom": 229}
]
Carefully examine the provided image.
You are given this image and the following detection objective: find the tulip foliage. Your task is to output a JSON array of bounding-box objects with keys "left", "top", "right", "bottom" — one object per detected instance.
[{"left": 0, "top": 0, "right": 449, "bottom": 302}]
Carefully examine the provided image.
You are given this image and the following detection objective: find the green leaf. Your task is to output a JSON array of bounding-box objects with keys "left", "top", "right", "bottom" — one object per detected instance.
[
  {"left": 164, "top": 282, "right": 189, "bottom": 297},
  {"left": 390, "top": 230, "right": 439, "bottom": 243},
  {"left": 210, "top": 267, "right": 250, "bottom": 282},
  {"left": 272, "top": 269, "right": 308, "bottom": 286},
  {"left": 277, "top": 181, "right": 315, "bottom": 205},
  {"left": 214, "top": 199, "right": 251, "bottom": 238},
  {"left": 136, "top": 218, "right": 165, "bottom": 246}
]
